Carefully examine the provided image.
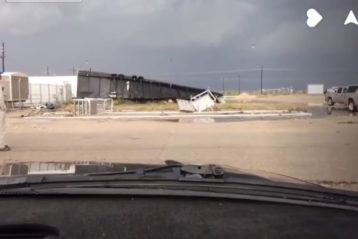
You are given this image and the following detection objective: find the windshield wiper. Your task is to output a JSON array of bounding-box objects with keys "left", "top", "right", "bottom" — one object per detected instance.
[
  {"left": 1, "top": 162, "right": 358, "bottom": 212},
  {"left": 0, "top": 163, "right": 226, "bottom": 191},
  {"left": 87, "top": 162, "right": 225, "bottom": 179},
  {"left": 0, "top": 169, "right": 357, "bottom": 212}
]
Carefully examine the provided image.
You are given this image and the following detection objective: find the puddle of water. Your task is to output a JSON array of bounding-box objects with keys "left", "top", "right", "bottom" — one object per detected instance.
[
  {"left": 179, "top": 118, "right": 216, "bottom": 123},
  {"left": 337, "top": 121, "right": 358, "bottom": 125},
  {"left": 310, "top": 106, "right": 357, "bottom": 119},
  {"left": 214, "top": 116, "right": 310, "bottom": 123}
]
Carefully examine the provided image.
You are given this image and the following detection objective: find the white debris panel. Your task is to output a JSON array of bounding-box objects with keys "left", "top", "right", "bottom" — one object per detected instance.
[{"left": 177, "top": 90, "right": 217, "bottom": 112}]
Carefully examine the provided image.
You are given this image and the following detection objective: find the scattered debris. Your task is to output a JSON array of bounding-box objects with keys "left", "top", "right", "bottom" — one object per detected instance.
[
  {"left": 236, "top": 93, "right": 257, "bottom": 102},
  {"left": 177, "top": 99, "right": 195, "bottom": 112},
  {"left": 45, "top": 103, "right": 56, "bottom": 110},
  {"left": 73, "top": 98, "right": 113, "bottom": 116},
  {"left": 42, "top": 112, "right": 73, "bottom": 117}
]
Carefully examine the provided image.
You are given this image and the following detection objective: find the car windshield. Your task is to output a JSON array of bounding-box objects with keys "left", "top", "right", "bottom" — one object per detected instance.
[
  {"left": 0, "top": 0, "right": 357, "bottom": 196},
  {"left": 347, "top": 86, "right": 358, "bottom": 93}
]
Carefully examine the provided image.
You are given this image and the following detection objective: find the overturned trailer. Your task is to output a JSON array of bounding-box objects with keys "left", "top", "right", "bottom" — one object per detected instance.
[{"left": 77, "top": 71, "right": 222, "bottom": 101}]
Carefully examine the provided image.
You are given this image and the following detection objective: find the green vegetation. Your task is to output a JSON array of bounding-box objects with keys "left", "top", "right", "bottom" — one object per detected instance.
[
  {"left": 111, "top": 99, "right": 308, "bottom": 112},
  {"left": 60, "top": 95, "right": 312, "bottom": 113},
  {"left": 113, "top": 100, "right": 178, "bottom": 112},
  {"left": 214, "top": 102, "right": 308, "bottom": 112},
  {"left": 252, "top": 92, "right": 306, "bottom": 97},
  {"left": 223, "top": 91, "right": 239, "bottom": 96}
]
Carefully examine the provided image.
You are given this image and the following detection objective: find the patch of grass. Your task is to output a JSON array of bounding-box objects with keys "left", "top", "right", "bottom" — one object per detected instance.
[
  {"left": 214, "top": 102, "right": 308, "bottom": 112},
  {"left": 251, "top": 92, "right": 307, "bottom": 98},
  {"left": 81, "top": 96, "right": 312, "bottom": 112},
  {"left": 223, "top": 91, "right": 239, "bottom": 96},
  {"left": 114, "top": 101, "right": 178, "bottom": 112},
  {"left": 113, "top": 100, "right": 309, "bottom": 112},
  {"left": 114, "top": 99, "right": 128, "bottom": 106},
  {"left": 56, "top": 98, "right": 310, "bottom": 113},
  {"left": 57, "top": 103, "right": 75, "bottom": 113}
]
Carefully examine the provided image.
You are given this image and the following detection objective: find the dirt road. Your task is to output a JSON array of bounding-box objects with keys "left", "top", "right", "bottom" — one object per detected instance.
[{"left": 2, "top": 115, "right": 358, "bottom": 188}]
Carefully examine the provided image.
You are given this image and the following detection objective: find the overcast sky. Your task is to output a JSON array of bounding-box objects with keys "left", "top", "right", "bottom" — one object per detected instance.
[{"left": 0, "top": 0, "right": 357, "bottom": 90}]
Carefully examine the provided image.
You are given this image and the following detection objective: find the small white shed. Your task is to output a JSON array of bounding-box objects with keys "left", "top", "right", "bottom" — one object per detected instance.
[
  {"left": 0, "top": 72, "right": 29, "bottom": 102},
  {"left": 307, "top": 84, "right": 324, "bottom": 94}
]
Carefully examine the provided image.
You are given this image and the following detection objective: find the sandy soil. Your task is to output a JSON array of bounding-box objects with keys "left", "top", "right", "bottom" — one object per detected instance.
[
  {"left": 220, "top": 94, "right": 324, "bottom": 111},
  {"left": 1, "top": 114, "right": 358, "bottom": 190},
  {"left": 225, "top": 93, "right": 324, "bottom": 104},
  {"left": 255, "top": 94, "right": 325, "bottom": 104}
]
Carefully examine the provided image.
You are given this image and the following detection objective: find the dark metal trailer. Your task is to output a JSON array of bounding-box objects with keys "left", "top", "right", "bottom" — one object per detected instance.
[{"left": 77, "top": 71, "right": 222, "bottom": 101}]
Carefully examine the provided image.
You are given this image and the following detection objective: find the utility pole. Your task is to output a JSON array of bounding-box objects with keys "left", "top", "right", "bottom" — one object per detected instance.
[
  {"left": 72, "top": 66, "right": 76, "bottom": 76},
  {"left": 238, "top": 74, "right": 241, "bottom": 95},
  {"left": 260, "top": 64, "right": 263, "bottom": 94},
  {"left": 1, "top": 42, "right": 5, "bottom": 73},
  {"left": 46, "top": 66, "right": 50, "bottom": 76},
  {"left": 222, "top": 78, "right": 225, "bottom": 94}
]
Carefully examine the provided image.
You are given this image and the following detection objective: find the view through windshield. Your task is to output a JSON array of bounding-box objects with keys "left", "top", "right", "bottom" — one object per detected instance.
[{"left": 0, "top": 0, "right": 357, "bottom": 193}]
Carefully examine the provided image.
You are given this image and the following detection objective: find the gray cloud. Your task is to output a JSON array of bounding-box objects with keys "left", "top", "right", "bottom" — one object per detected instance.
[
  {"left": 0, "top": 4, "right": 63, "bottom": 35},
  {"left": 0, "top": 0, "right": 357, "bottom": 90}
]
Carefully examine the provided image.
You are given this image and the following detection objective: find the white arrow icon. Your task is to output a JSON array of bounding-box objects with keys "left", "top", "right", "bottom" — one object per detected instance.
[
  {"left": 344, "top": 10, "right": 358, "bottom": 25},
  {"left": 306, "top": 9, "right": 323, "bottom": 28}
]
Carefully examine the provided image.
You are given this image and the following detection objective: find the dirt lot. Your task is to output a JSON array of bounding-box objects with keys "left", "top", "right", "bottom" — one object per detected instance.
[
  {"left": 1, "top": 93, "right": 357, "bottom": 191},
  {"left": 2, "top": 113, "right": 358, "bottom": 190}
]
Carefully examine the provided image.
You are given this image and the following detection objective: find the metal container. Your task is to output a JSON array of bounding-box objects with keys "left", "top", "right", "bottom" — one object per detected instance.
[
  {"left": 77, "top": 71, "right": 222, "bottom": 101},
  {"left": 0, "top": 72, "right": 29, "bottom": 102}
]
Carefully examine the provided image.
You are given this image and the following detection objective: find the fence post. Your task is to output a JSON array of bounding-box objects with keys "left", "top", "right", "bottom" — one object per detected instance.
[
  {"left": 29, "top": 84, "right": 32, "bottom": 104},
  {"left": 56, "top": 85, "right": 58, "bottom": 103},
  {"left": 48, "top": 84, "right": 50, "bottom": 104},
  {"left": 39, "top": 85, "right": 42, "bottom": 105}
]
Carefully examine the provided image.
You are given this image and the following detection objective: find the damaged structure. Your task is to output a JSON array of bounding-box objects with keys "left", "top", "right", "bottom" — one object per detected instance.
[
  {"left": 177, "top": 90, "right": 218, "bottom": 112},
  {"left": 76, "top": 71, "right": 222, "bottom": 101}
]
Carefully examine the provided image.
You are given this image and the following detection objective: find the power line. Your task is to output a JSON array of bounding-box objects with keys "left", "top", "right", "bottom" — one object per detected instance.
[
  {"left": 147, "top": 67, "right": 294, "bottom": 78},
  {"left": 222, "top": 78, "right": 225, "bottom": 94},
  {"left": 1, "top": 42, "right": 5, "bottom": 73},
  {"left": 238, "top": 74, "right": 241, "bottom": 95},
  {"left": 260, "top": 64, "right": 263, "bottom": 94}
]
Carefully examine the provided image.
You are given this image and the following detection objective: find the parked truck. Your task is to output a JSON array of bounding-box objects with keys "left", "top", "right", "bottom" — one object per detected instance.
[{"left": 325, "top": 85, "right": 358, "bottom": 112}]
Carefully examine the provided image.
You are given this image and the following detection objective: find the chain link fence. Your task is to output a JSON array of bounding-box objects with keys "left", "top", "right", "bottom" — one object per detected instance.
[
  {"left": 73, "top": 98, "right": 113, "bottom": 116},
  {"left": 28, "top": 83, "right": 72, "bottom": 106}
]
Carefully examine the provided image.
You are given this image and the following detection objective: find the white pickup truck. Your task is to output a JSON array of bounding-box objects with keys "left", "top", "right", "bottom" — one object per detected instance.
[{"left": 325, "top": 85, "right": 358, "bottom": 112}]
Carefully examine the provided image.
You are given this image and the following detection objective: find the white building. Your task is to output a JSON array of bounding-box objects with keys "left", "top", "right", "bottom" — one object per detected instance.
[
  {"left": 29, "top": 76, "right": 78, "bottom": 97},
  {"left": 307, "top": 84, "right": 324, "bottom": 94}
]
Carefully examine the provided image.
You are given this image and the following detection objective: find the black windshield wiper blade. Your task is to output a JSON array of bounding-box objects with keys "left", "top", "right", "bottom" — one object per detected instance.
[
  {"left": 0, "top": 164, "right": 225, "bottom": 191},
  {"left": 88, "top": 160, "right": 184, "bottom": 176},
  {"left": 1, "top": 163, "right": 357, "bottom": 211},
  {"left": 87, "top": 164, "right": 181, "bottom": 176},
  {"left": 87, "top": 164, "right": 225, "bottom": 179}
]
